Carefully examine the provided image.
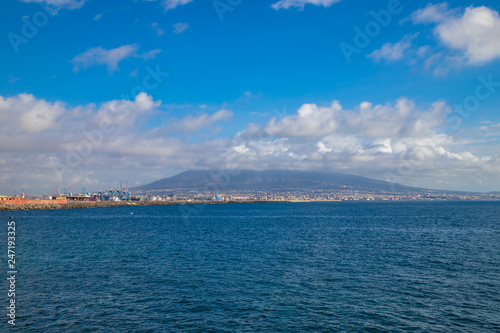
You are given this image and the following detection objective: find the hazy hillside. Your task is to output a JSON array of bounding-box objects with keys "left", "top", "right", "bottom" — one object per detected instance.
[{"left": 132, "top": 169, "right": 422, "bottom": 194}]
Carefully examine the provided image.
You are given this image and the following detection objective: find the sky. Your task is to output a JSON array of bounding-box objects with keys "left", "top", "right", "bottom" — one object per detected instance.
[{"left": 1, "top": 0, "right": 500, "bottom": 194}]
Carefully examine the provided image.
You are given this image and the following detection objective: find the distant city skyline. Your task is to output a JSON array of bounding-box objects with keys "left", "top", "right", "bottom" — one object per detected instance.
[{"left": 1, "top": 0, "right": 500, "bottom": 193}]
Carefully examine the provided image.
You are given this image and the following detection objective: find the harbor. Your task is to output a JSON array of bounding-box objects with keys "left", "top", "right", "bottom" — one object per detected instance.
[
  {"left": 0, "top": 182, "right": 137, "bottom": 210},
  {"left": 0, "top": 199, "right": 270, "bottom": 211}
]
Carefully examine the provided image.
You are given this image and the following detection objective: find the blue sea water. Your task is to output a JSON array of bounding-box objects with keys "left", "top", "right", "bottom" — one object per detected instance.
[{"left": 1, "top": 202, "right": 500, "bottom": 332}]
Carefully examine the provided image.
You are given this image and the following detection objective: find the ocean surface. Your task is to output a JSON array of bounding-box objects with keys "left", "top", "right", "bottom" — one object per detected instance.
[{"left": 1, "top": 202, "right": 500, "bottom": 332}]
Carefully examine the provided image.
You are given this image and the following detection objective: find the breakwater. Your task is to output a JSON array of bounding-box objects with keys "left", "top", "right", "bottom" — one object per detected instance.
[{"left": 0, "top": 200, "right": 270, "bottom": 211}]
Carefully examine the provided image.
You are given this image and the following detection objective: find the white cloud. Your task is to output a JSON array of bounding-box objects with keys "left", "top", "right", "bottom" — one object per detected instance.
[
  {"left": 172, "top": 22, "right": 189, "bottom": 34},
  {"left": 72, "top": 45, "right": 162, "bottom": 72},
  {"left": 411, "top": 3, "right": 453, "bottom": 24},
  {"left": 416, "top": 45, "right": 430, "bottom": 57},
  {"left": 176, "top": 108, "right": 233, "bottom": 132},
  {"left": 368, "top": 33, "right": 419, "bottom": 62},
  {"left": 19, "top": 0, "right": 86, "bottom": 10},
  {"left": 144, "top": 0, "right": 193, "bottom": 11},
  {"left": 141, "top": 49, "right": 162, "bottom": 60},
  {"left": 237, "top": 91, "right": 260, "bottom": 103},
  {"left": 271, "top": 0, "right": 341, "bottom": 10},
  {"left": 317, "top": 142, "right": 332, "bottom": 153},
  {"left": 263, "top": 101, "right": 341, "bottom": 137},
  {"left": 151, "top": 23, "right": 165, "bottom": 36},
  {"left": 250, "top": 98, "right": 449, "bottom": 139},
  {"left": 0, "top": 93, "right": 498, "bottom": 193},
  {"left": 435, "top": 6, "right": 500, "bottom": 65},
  {"left": 91, "top": 93, "right": 160, "bottom": 130},
  {"left": 0, "top": 93, "right": 64, "bottom": 134},
  {"left": 478, "top": 122, "right": 500, "bottom": 137},
  {"left": 233, "top": 145, "right": 249, "bottom": 154},
  {"left": 229, "top": 98, "right": 499, "bottom": 190},
  {"left": 164, "top": 0, "right": 193, "bottom": 10},
  {"left": 411, "top": 4, "right": 500, "bottom": 65}
]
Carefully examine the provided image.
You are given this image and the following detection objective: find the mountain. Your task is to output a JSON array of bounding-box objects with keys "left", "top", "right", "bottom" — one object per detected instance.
[{"left": 132, "top": 169, "right": 423, "bottom": 194}]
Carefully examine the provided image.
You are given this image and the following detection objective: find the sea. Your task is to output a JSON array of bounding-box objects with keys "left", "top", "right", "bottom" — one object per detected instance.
[{"left": 1, "top": 201, "right": 499, "bottom": 332}]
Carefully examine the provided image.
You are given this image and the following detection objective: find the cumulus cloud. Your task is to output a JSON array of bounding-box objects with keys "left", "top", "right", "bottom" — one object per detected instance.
[
  {"left": 0, "top": 93, "right": 64, "bottom": 134},
  {"left": 90, "top": 93, "right": 160, "bottom": 130},
  {"left": 369, "top": 33, "right": 419, "bottom": 62},
  {"left": 172, "top": 22, "right": 189, "bottom": 34},
  {"left": 0, "top": 93, "right": 498, "bottom": 193},
  {"left": 412, "top": 4, "right": 500, "bottom": 65},
  {"left": 271, "top": 0, "right": 342, "bottom": 10},
  {"left": 230, "top": 98, "right": 498, "bottom": 190},
  {"left": 434, "top": 6, "right": 500, "bottom": 65},
  {"left": 248, "top": 98, "right": 449, "bottom": 140},
  {"left": 72, "top": 45, "right": 162, "bottom": 72},
  {"left": 262, "top": 101, "right": 341, "bottom": 137}
]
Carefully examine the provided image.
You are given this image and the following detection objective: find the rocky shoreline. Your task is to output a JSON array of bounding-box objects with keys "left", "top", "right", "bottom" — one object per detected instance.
[{"left": 0, "top": 200, "right": 271, "bottom": 211}]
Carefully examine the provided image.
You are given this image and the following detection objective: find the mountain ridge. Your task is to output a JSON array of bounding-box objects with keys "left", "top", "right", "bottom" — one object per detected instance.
[{"left": 132, "top": 169, "right": 428, "bottom": 194}]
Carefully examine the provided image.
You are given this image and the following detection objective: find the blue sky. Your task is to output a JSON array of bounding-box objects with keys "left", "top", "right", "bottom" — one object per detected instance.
[{"left": 1, "top": 0, "right": 500, "bottom": 193}]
